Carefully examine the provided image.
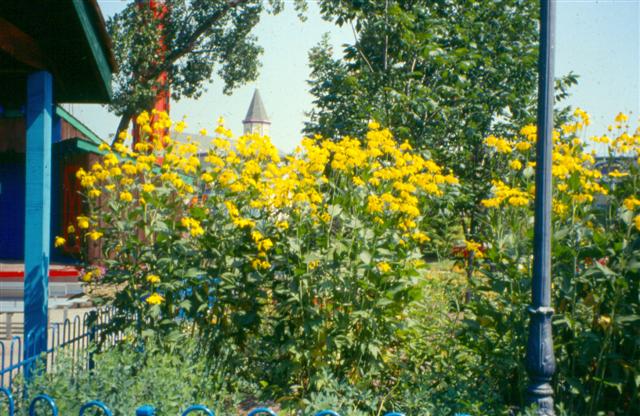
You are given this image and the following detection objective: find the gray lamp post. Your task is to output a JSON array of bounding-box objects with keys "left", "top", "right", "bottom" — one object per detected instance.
[{"left": 525, "top": 1, "right": 556, "bottom": 414}]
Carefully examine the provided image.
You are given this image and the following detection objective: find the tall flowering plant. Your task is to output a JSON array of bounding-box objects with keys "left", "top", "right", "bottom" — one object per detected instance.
[
  {"left": 463, "top": 110, "right": 640, "bottom": 414},
  {"left": 59, "top": 112, "right": 459, "bottom": 390}
]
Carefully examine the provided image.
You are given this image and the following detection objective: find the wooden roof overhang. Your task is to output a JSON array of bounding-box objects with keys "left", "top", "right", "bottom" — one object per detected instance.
[{"left": 0, "top": 0, "right": 116, "bottom": 106}]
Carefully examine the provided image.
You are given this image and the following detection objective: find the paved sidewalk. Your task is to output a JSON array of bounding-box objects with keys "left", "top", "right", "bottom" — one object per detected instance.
[{"left": 0, "top": 300, "right": 93, "bottom": 339}]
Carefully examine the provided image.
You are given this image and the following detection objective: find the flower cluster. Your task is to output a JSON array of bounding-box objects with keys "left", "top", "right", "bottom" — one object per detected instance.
[
  {"left": 481, "top": 109, "right": 621, "bottom": 213},
  {"left": 61, "top": 111, "right": 458, "bottom": 318}
]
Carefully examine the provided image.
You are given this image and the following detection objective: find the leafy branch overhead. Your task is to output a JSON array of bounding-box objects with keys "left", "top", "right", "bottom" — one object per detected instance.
[{"left": 107, "top": 0, "right": 308, "bottom": 136}]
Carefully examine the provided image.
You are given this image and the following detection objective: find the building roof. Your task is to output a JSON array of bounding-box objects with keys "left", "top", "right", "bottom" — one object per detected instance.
[
  {"left": 55, "top": 105, "right": 106, "bottom": 147},
  {"left": 0, "top": 0, "right": 115, "bottom": 104},
  {"left": 243, "top": 89, "right": 270, "bottom": 125}
]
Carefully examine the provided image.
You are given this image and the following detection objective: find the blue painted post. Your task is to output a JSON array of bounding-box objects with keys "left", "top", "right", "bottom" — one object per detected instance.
[
  {"left": 525, "top": 1, "right": 556, "bottom": 415},
  {"left": 23, "top": 71, "right": 53, "bottom": 380}
]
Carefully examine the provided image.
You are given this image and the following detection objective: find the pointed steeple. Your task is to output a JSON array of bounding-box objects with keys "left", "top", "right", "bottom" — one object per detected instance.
[{"left": 243, "top": 89, "right": 271, "bottom": 136}]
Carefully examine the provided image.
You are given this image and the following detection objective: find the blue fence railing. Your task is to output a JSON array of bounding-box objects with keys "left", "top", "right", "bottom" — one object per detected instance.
[
  {"left": 0, "top": 389, "right": 474, "bottom": 416},
  {"left": 0, "top": 308, "right": 117, "bottom": 389}
]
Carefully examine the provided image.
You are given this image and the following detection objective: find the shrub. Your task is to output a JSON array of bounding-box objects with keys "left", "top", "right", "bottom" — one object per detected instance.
[
  {"left": 465, "top": 111, "right": 640, "bottom": 414},
  {"left": 65, "top": 113, "right": 459, "bottom": 395},
  {"left": 13, "top": 339, "right": 258, "bottom": 416}
]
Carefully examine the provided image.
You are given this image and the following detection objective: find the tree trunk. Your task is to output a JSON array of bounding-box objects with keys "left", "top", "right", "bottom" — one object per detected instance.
[{"left": 112, "top": 111, "right": 134, "bottom": 145}]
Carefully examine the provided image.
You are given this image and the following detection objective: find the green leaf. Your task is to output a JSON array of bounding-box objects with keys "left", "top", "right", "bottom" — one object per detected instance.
[{"left": 359, "top": 250, "right": 372, "bottom": 265}]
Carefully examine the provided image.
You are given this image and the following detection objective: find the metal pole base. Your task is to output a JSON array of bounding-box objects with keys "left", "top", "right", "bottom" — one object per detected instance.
[{"left": 526, "top": 379, "right": 555, "bottom": 415}]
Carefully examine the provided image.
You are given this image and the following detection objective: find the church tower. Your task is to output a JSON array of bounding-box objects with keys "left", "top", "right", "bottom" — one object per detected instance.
[{"left": 243, "top": 89, "right": 271, "bottom": 136}]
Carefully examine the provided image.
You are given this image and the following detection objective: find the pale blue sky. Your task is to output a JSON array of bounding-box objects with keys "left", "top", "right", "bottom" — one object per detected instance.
[{"left": 69, "top": 0, "right": 639, "bottom": 152}]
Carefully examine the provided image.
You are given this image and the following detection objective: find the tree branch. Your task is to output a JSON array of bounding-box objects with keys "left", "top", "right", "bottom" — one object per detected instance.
[
  {"left": 114, "top": 0, "right": 248, "bottom": 144},
  {"left": 142, "top": 0, "right": 247, "bottom": 84}
]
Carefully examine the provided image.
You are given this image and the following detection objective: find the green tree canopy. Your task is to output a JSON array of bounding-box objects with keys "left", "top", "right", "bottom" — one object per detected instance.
[
  {"left": 107, "top": 0, "right": 307, "bottom": 136},
  {"left": 305, "top": 0, "right": 576, "bottom": 240}
]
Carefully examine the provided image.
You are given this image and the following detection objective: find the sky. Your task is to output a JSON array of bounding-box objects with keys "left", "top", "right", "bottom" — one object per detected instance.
[{"left": 67, "top": 0, "right": 640, "bottom": 153}]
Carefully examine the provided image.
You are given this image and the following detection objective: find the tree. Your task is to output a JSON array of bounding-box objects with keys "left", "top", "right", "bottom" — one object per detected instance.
[
  {"left": 107, "top": 0, "right": 307, "bottom": 139},
  {"left": 305, "top": 0, "right": 576, "bottom": 249}
]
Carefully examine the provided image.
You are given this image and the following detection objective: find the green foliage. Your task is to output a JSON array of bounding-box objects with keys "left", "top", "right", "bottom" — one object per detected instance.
[
  {"left": 305, "top": 0, "right": 577, "bottom": 244},
  {"left": 463, "top": 115, "right": 640, "bottom": 414},
  {"left": 16, "top": 273, "right": 495, "bottom": 415},
  {"left": 78, "top": 119, "right": 468, "bottom": 406},
  {"left": 13, "top": 339, "right": 259, "bottom": 416}
]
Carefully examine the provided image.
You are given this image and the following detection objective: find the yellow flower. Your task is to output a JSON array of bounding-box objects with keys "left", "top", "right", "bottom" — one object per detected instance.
[
  {"left": 77, "top": 216, "right": 90, "bottom": 229},
  {"left": 87, "top": 230, "right": 103, "bottom": 241},
  {"left": 233, "top": 218, "right": 255, "bottom": 228},
  {"left": 411, "top": 231, "right": 430, "bottom": 243},
  {"left": 251, "top": 230, "right": 263, "bottom": 243},
  {"left": 80, "top": 174, "right": 96, "bottom": 188},
  {"left": 146, "top": 274, "right": 161, "bottom": 284},
  {"left": 276, "top": 221, "right": 289, "bottom": 230},
  {"left": 146, "top": 293, "right": 165, "bottom": 305},
  {"left": 142, "top": 183, "right": 156, "bottom": 193},
  {"left": 597, "top": 315, "right": 612, "bottom": 329},
  {"left": 367, "top": 194, "right": 384, "bottom": 213},
  {"left": 465, "top": 240, "right": 484, "bottom": 258},
  {"left": 515, "top": 141, "right": 532, "bottom": 151},
  {"left": 122, "top": 163, "right": 137, "bottom": 176},
  {"left": 481, "top": 198, "right": 501, "bottom": 208},
  {"left": 251, "top": 258, "right": 271, "bottom": 270},
  {"left": 634, "top": 215, "right": 640, "bottom": 231},
  {"left": 54, "top": 236, "right": 66, "bottom": 248},
  {"left": 67, "top": 225, "right": 75, "bottom": 234},
  {"left": 377, "top": 262, "right": 391, "bottom": 273},
  {"left": 119, "top": 191, "right": 133, "bottom": 202},
  {"left": 88, "top": 189, "right": 101, "bottom": 199},
  {"left": 609, "top": 169, "right": 629, "bottom": 178},
  {"left": 136, "top": 111, "right": 150, "bottom": 126},
  {"left": 614, "top": 112, "right": 628, "bottom": 123},
  {"left": 553, "top": 202, "right": 568, "bottom": 216},
  {"left": 308, "top": 260, "right": 320, "bottom": 270},
  {"left": 201, "top": 173, "right": 214, "bottom": 183},
  {"left": 623, "top": 197, "right": 640, "bottom": 211},
  {"left": 81, "top": 270, "right": 93, "bottom": 283},
  {"left": 509, "top": 159, "right": 522, "bottom": 170},
  {"left": 181, "top": 217, "right": 205, "bottom": 237},
  {"left": 175, "top": 120, "right": 187, "bottom": 134},
  {"left": 484, "top": 135, "right": 512, "bottom": 153},
  {"left": 508, "top": 196, "right": 529, "bottom": 207},
  {"left": 258, "top": 238, "right": 274, "bottom": 252}
]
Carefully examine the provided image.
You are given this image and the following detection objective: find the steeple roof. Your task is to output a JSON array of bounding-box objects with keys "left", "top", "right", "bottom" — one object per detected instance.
[{"left": 243, "top": 89, "right": 270, "bottom": 124}]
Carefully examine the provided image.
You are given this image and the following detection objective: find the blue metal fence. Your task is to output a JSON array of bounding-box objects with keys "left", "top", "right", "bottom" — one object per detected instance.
[
  {"left": 0, "top": 388, "right": 471, "bottom": 416},
  {"left": 0, "top": 308, "right": 117, "bottom": 389},
  {"left": 0, "top": 389, "right": 475, "bottom": 416}
]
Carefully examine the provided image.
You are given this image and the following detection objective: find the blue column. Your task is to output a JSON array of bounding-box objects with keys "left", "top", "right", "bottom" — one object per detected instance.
[
  {"left": 525, "top": 1, "right": 556, "bottom": 414},
  {"left": 23, "top": 71, "right": 53, "bottom": 378}
]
